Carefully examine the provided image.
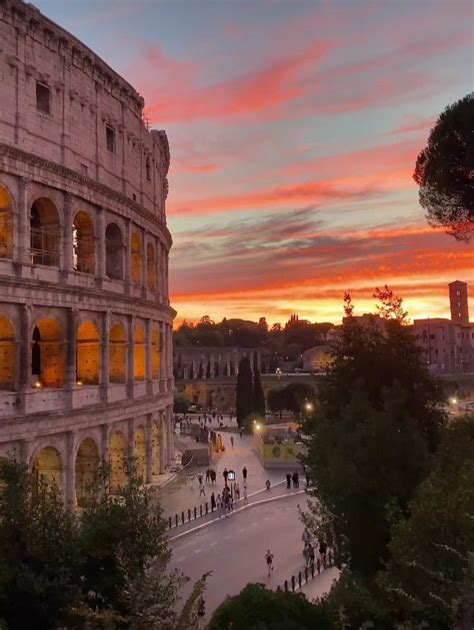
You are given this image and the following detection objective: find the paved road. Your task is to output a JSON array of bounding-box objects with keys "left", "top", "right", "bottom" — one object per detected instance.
[{"left": 170, "top": 493, "right": 337, "bottom": 619}]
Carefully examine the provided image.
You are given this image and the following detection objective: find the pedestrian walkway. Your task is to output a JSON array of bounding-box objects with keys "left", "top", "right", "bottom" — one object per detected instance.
[{"left": 156, "top": 427, "right": 303, "bottom": 522}]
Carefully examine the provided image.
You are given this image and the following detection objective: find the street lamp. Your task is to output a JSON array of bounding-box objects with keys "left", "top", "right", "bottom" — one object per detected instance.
[
  {"left": 275, "top": 367, "right": 282, "bottom": 381},
  {"left": 304, "top": 402, "right": 313, "bottom": 413},
  {"left": 450, "top": 397, "right": 458, "bottom": 405}
]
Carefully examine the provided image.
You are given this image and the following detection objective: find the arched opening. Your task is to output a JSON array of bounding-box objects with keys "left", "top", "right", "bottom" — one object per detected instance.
[
  {"left": 134, "top": 326, "right": 145, "bottom": 381},
  {"left": 32, "top": 446, "right": 63, "bottom": 495},
  {"left": 30, "top": 198, "right": 60, "bottom": 266},
  {"left": 0, "top": 184, "right": 13, "bottom": 259},
  {"left": 0, "top": 315, "right": 15, "bottom": 390},
  {"left": 133, "top": 426, "right": 146, "bottom": 482},
  {"left": 105, "top": 222, "right": 123, "bottom": 280},
  {"left": 109, "top": 431, "right": 126, "bottom": 493},
  {"left": 131, "top": 232, "right": 142, "bottom": 286},
  {"left": 151, "top": 422, "right": 160, "bottom": 478},
  {"left": 31, "top": 318, "right": 64, "bottom": 388},
  {"left": 73, "top": 211, "right": 95, "bottom": 274},
  {"left": 214, "top": 362, "right": 219, "bottom": 377},
  {"left": 76, "top": 321, "right": 100, "bottom": 385},
  {"left": 75, "top": 437, "right": 99, "bottom": 507},
  {"left": 146, "top": 243, "right": 156, "bottom": 292},
  {"left": 151, "top": 329, "right": 160, "bottom": 379},
  {"left": 109, "top": 323, "right": 126, "bottom": 383}
]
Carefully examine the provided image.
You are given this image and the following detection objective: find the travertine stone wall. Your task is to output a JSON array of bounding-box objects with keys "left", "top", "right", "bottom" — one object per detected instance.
[{"left": 0, "top": 0, "right": 176, "bottom": 506}]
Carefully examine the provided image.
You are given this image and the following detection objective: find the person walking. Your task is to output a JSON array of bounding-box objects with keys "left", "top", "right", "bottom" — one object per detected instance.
[
  {"left": 216, "top": 492, "right": 222, "bottom": 514},
  {"left": 211, "top": 492, "right": 216, "bottom": 512},
  {"left": 319, "top": 540, "right": 327, "bottom": 564},
  {"left": 242, "top": 466, "right": 248, "bottom": 483},
  {"left": 239, "top": 427, "right": 243, "bottom": 439},
  {"left": 205, "top": 468, "right": 210, "bottom": 483},
  {"left": 286, "top": 472, "right": 292, "bottom": 489},
  {"left": 211, "top": 469, "right": 216, "bottom": 484},
  {"left": 230, "top": 435, "right": 234, "bottom": 448},
  {"left": 305, "top": 471, "right": 310, "bottom": 487},
  {"left": 234, "top": 483, "right": 240, "bottom": 501},
  {"left": 292, "top": 471, "right": 299, "bottom": 488},
  {"left": 303, "top": 543, "right": 310, "bottom": 567},
  {"left": 243, "top": 484, "right": 248, "bottom": 504},
  {"left": 308, "top": 544, "right": 315, "bottom": 568},
  {"left": 265, "top": 549, "right": 274, "bottom": 577},
  {"left": 198, "top": 474, "right": 206, "bottom": 497},
  {"left": 302, "top": 527, "right": 311, "bottom": 545},
  {"left": 223, "top": 468, "right": 229, "bottom": 486}
]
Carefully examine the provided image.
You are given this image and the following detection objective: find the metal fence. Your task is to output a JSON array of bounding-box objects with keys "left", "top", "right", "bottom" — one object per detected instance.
[{"left": 280, "top": 549, "right": 335, "bottom": 593}]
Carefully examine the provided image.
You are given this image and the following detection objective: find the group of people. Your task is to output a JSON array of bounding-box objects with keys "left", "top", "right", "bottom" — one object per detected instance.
[
  {"left": 285, "top": 471, "right": 300, "bottom": 488},
  {"left": 302, "top": 527, "right": 327, "bottom": 568}
]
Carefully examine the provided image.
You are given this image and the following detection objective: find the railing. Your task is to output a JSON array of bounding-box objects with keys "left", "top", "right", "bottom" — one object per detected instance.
[{"left": 280, "top": 549, "right": 335, "bottom": 593}]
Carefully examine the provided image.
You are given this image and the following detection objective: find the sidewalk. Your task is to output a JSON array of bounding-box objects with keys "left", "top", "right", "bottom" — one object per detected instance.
[{"left": 156, "top": 426, "right": 302, "bottom": 521}]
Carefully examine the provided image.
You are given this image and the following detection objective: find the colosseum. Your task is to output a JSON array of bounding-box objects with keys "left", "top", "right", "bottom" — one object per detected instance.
[{"left": 0, "top": 0, "right": 175, "bottom": 506}]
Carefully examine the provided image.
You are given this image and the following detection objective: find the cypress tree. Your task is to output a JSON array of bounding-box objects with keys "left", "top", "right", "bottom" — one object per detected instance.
[
  {"left": 253, "top": 355, "right": 265, "bottom": 417},
  {"left": 236, "top": 357, "right": 254, "bottom": 428}
]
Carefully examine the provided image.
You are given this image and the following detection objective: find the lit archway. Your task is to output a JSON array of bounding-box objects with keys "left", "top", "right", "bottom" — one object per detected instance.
[
  {"left": 109, "top": 323, "right": 126, "bottom": 383},
  {"left": 134, "top": 326, "right": 145, "bottom": 381},
  {"left": 75, "top": 437, "right": 99, "bottom": 507},
  {"left": 0, "top": 315, "right": 15, "bottom": 390},
  {"left": 105, "top": 222, "right": 123, "bottom": 280},
  {"left": 32, "top": 446, "right": 63, "bottom": 495},
  {"left": 0, "top": 184, "right": 13, "bottom": 259},
  {"left": 151, "top": 329, "right": 160, "bottom": 379},
  {"left": 146, "top": 243, "right": 156, "bottom": 291},
  {"left": 151, "top": 422, "right": 160, "bottom": 478},
  {"left": 131, "top": 232, "right": 141, "bottom": 286},
  {"left": 31, "top": 318, "right": 64, "bottom": 388},
  {"left": 76, "top": 321, "right": 100, "bottom": 385},
  {"left": 133, "top": 426, "right": 146, "bottom": 482},
  {"left": 73, "top": 211, "right": 95, "bottom": 274},
  {"left": 30, "top": 198, "right": 60, "bottom": 266},
  {"left": 109, "top": 431, "right": 126, "bottom": 493}
]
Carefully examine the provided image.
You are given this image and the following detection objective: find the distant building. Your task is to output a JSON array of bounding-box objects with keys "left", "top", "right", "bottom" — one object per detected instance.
[
  {"left": 414, "top": 281, "right": 474, "bottom": 374},
  {"left": 173, "top": 346, "right": 270, "bottom": 380}
]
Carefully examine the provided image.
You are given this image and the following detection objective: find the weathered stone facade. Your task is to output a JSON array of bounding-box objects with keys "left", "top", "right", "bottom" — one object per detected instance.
[
  {"left": 174, "top": 346, "right": 270, "bottom": 380},
  {"left": 0, "top": 0, "right": 175, "bottom": 505}
]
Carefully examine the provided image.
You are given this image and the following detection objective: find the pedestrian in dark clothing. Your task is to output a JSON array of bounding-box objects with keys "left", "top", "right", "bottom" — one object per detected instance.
[
  {"left": 239, "top": 428, "right": 243, "bottom": 439},
  {"left": 211, "top": 492, "right": 216, "bottom": 511},
  {"left": 242, "top": 466, "right": 248, "bottom": 482},
  {"left": 319, "top": 541, "right": 327, "bottom": 565},
  {"left": 205, "top": 468, "right": 210, "bottom": 483},
  {"left": 212, "top": 469, "right": 217, "bottom": 483},
  {"left": 286, "top": 472, "right": 292, "bottom": 489},
  {"left": 305, "top": 472, "right": 310, "bottom": 487},
  {"left": 292, "top": 471, "right": 299, "bottom": 488},
  {"left": 223, "top": 468, "right": 229, "bottom": 486},
  {"left": 308, "top": 544, "right": 315, "bottom": 567}
]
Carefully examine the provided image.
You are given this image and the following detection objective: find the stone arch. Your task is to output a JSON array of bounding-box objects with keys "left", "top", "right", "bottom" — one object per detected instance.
[
  {"left": 76, "top": 320, "right": 100, "bottom": 385},
  {"left": 31, "top": 317, "right": 64, "bottom": 388},
  {"left": 131, "top": 232, "right": 142, "bottom": 285},
  {"left": 73, "top": 210, "right": 95, "bottom": 274},
  {"left": 134, "top": 325, "right": 146, "bottom": 381},
  {"left": 133, "top": 425, "right": 146, "bottom": 482},
  {"left": 31, "top": 446, "right": 63, "bottom": 495},
  {"left": 109, "top": 431, "right": 127, "bottom": 493},
  {"left": 0, "top": 183, "right": 13, "bottom": 259},
  {"left": 0, "top": 315, "right": 15, "bottom": 390},
  {"left": 146, "top": 242, "right": 156, "bottom": 291},
  {"left": 75, "top": 437, "right": 99, "bottom": 507},
  {"left": 109, "top": 322, "right": 126, "bottom": 383},
  {"left": 151, "top": 328, "right": 160, "bottom": 379},
  {"left": 30, "top": 197, "right": 60, "bottom": 266},
  {"left": 105, "top": 222, "right": 123, "bottom": 280},
  {"left": 151, "top": 421, "right": 160, "bottom": 478}
]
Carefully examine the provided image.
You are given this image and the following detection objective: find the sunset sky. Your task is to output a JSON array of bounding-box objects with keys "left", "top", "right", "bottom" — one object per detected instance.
[{"left": 38, "top": 0, "right": 473, "bottom": 325}]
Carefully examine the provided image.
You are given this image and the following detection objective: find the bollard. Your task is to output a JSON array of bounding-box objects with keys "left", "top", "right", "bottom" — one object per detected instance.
[
  {"left": 175, "top": 514, "right": 178, "bottom": 527},
  {"left": 200, "top": 505, "right": 203, "bottom": 517},
  {"left": 284, "top": 580, "right": 288, "bottom": 592},
  {"left": 291, "top": 575, "right": 295, "bottom": 592},
  {"left": 188, "top": 508, "right": 191, "bottom": 522},
  {"left": 181, "top": 511, "right": 185, "bottom": 525},
  {"left": 298, "top": 572, "right": 302, "bottom": 589},
  {"left": 311, "top": 563, "right": 315, "bottom": 579},
  {"left": 168, "top": 516, "right": 172, "bottom": 529},
  {"left": 304, "top": 566, "right": 308, "bottom": 583},
  {"left": 194, "top": 506, "right": 197, "bottom": 519},
  {"left": 317, "top": 558, "right": 321, "bottom": 574},
  {"left": 328, "top": 550, "right": 333, "bottom": 566},
  {"left": 205, "top": 502, "right": 208, "bottom": 514}
]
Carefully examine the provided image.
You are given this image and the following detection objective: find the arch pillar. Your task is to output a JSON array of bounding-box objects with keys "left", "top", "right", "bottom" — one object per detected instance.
[
  {"left": 65, "top": 308, "right": 77, "bottom": 391},
  {"left": 127, "top": 419, "right": 134, "bottom": 459},
  {"left": 17, "top": 177, "right": 30, "bottom": 264},
  {"left": 100, "top": 311, "right": 109, "bottom": 401},
  {"left": 127, "top": 315, "right": 135, "bottom": 398},
  {"left": 65, "top": 432, "right": 75, "bottom": 506},
  {"left": 62, "top": 192, "right": 73, "bottom": 275},
  {"left": 159, "top": 411, "right": 166, "bottom": 473},
  {"left": 145, "top": 414, "right": 153, "bottom": 483},
  {"left": 166, "top": 407, "right": 173, "bottom": 467},
  {"left": 124, "top": 218, "right": 131, "bottom": 295},
  {"left": 96, "top": 207, "right": 106, "bottom": 282},
  {"left": 145, "top": 318, "right": 153, "bottom": 394}
]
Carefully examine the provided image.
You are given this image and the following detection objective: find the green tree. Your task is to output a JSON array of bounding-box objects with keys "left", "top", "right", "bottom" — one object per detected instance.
[
  {"left": 414, "top": 93, "right": 474, "bottom": 242},
  {"left": 303, "top": 301, "right": 445, "bottom": 577},
  {"left": 267, "top": 387, "right": 286, "bottom": 418},
  {"left": 282, "top": 382, "right": 316, "bottom": 417},
  {"left": 377, "top": 415, "right": 474, "bottom": 627},
  {"left": 173, "top": 393, "right": 189, "bottom": 414},
  {"left": 208, "top": 583, "right": 333, "bottom": 630},
  {"left": 236, "top": 357, "right": 254, "bottom": 428},
  {"left": 253, "top": 356, "right": 266, "bottom": 417},
  {"left": 0, "top": 459, "right": 81, "bottom": 630}
]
